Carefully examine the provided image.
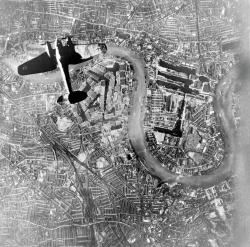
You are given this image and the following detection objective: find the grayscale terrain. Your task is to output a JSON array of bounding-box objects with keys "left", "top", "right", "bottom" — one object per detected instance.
[{"left": 0, "top": 0, "right": 249, "bottom": 247}]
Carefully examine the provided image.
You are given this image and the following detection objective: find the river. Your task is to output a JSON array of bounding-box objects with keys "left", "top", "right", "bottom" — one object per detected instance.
[
  {"left": 3, "top": 44, "right": 233, "bottom": 188},
  {"left": 106, "top": 45, "right": 234, "bottom": 188}
]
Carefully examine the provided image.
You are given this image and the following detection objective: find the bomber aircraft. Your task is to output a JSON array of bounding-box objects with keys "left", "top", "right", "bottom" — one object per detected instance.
[{"left": 18, "top": 36, "right": 107, "bottom": 104}]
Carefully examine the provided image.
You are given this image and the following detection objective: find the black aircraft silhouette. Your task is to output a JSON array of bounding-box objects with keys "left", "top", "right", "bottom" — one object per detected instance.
[{"left": 18, "top": 37, "right": 107, "bottom": 104}]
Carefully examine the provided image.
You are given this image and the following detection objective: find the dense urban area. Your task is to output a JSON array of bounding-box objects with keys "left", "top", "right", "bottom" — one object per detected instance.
[{"left": 0, "top": 0, "right": 242, "bottom": 247}]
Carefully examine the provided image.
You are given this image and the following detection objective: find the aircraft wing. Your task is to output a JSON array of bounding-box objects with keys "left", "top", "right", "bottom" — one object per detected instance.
[
  {"left": 18, "top": 51, "right": 57, "bottom": 76},
  {"left": 17, "top": 41, "right": 106, "bottom": 76}
]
